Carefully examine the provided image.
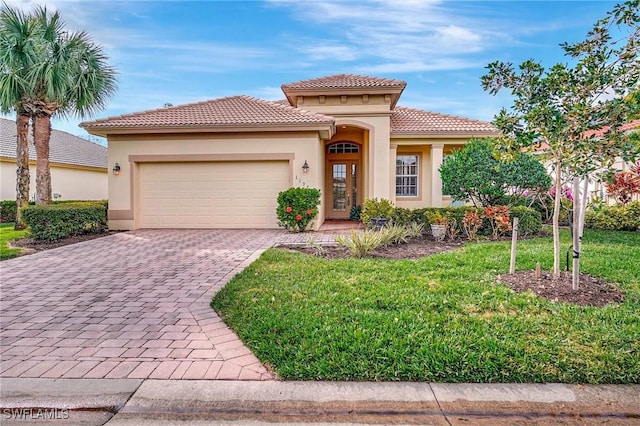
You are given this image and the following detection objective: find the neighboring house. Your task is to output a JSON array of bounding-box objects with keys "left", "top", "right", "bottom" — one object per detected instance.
[
  {"left": 588, "top": 119, "right": 640, "bottom": 203},
  {"left": 0, "top": 117, "right": 108, "bottom": 201},
  {"left": 81, "top": 74, "right": 498, "bottom": 230}
]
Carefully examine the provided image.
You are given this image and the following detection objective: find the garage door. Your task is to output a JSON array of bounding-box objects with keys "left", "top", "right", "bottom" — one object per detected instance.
[{"left": 139, "top": 161, "right": 290, "bottom": 228}]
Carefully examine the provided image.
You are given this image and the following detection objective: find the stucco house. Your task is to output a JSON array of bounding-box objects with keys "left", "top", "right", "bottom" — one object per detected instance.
[
  {"left": 81, "top": 74, "right": 498, "bottom": 230},
  {"left": 0, "top": 118, "right": 108, "bottom": 202}
]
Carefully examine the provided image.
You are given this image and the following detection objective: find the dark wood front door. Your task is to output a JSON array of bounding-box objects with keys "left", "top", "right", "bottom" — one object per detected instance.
[{"left": 327, "top": 160, "right": 359, "bottom": 219}]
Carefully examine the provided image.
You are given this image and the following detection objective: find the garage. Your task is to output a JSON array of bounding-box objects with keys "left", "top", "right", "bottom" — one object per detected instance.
[{"left": 139, "top": 161, "right": 290, "bottom": 228}]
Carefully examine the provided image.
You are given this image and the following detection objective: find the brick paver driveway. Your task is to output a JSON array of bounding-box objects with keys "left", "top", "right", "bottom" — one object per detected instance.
[{"left": 0, "top": 229, "right": 336, "bottom": 380}]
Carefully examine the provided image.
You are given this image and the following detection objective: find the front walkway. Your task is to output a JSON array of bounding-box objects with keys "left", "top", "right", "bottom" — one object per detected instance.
[{"left": 0, "top": 229, "right": 340, "bottom": 380}]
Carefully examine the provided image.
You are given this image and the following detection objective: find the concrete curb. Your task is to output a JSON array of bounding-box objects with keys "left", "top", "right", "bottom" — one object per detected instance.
[{"left": 1, "top": 379, "right": 639, "bottom": 425}]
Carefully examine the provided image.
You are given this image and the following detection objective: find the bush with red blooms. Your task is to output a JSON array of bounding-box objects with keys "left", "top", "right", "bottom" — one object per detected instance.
[{"left": 276, "top": 187, "right": 321, "bottom": 232}]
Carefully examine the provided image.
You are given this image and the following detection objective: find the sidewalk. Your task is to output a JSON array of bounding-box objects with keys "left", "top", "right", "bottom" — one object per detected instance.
[{"left": 1, "top": 379, "right": 638, "bottom": 425}]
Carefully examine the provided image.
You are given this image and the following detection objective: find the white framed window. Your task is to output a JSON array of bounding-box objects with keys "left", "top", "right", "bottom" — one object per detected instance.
[{"left": 396, "top": 154, "right": 419, "bottom": 197}]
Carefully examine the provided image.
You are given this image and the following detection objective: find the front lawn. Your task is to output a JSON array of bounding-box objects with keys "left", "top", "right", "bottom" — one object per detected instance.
[
  {"left": 211, "top": 229, "right": 640, "bottom": 383},
  {"left": 0, "top": 223, "right": 28, "bottom": 260}
]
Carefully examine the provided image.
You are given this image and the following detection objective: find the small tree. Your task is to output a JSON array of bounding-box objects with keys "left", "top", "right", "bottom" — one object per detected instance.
[
  {"left": 481, "top": 0, "right": 639, "bottom": 287},
  {"left": 440, "top": 138, "right": 550, "bottom": 207},
  {"left": 276, "top": 187, "right": 321, "bottom": 232}
]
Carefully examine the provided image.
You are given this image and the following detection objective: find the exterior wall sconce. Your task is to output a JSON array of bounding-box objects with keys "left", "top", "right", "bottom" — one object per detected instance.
[
  {"left": 302, "top": 160, "right": 310, "bottom": 173},
  {"left": 113, "top": 163, "right": 121, "bottom": 176}
]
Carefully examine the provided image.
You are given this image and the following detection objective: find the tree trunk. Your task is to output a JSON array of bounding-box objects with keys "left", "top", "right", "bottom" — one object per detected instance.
[
  {"left": 552, "top": 161, "right": 562, "bottom": 278},
  {"left": 33, "top": 113, "right": 53, "bottom": 205},
  {"left": 572, "top": 177, "right": 581, "bottom": 290},
  {"left": 14, "top": 113, "right": 31, "bottom": 230},
  {"left": 572, "top": 178, "right": 590, "bottom": 291}
]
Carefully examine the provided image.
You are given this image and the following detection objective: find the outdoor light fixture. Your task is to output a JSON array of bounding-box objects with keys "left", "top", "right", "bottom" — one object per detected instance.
[
  {"left": 302, "top": 160, "right": 310, "bottom": 173},
  {"left": 113, "top": 163, "right": 121, "bottom": 176}
]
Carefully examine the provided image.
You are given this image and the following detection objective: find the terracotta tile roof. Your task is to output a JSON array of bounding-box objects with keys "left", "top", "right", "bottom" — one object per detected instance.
[
  {"left": 80, "top": 96, "right": 335, "bottom": 131},
  {"left": 281, "top": 74, "right": 407, "bottom": 91},
  {"left": 391, "top": 106, "right": 498, "bottom": 134},
  {"left": 0, "top": 118, "right": 107, "bottom": 169},
  {"left": 586, "top": 119, "right": 640, "bottom": 138}
]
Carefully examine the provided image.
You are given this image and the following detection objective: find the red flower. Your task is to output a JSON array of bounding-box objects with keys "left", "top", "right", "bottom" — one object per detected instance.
[
  {"left": 286, "top": 206, "right": 292, "bottom": 213},
  {"left": 296, "top": 214, "right": 302, "bottom": 221},
  {"left": 306, "top": 209, "right": 312, "bottom": 215}
]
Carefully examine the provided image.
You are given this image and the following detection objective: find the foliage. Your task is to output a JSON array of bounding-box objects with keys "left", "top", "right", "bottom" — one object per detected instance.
[
  {"left": 511, "top": 206, "right": 543, "bottom": 236},
  {"left": 462, "top": 210, "right": 482, "bottom": 241},
  {"left": 378, "top": 224, "right": 412, "bottom": 246},
  {"left": 360, "top": 198, "right": 395, "bottom": 228},
  {"left": 335, "top": 229, "right": 385, "bottom": 257},
  {"left": 276, "top": 187, "right": 321, "bottom": 232},
  {"left": 481, "top": 0, "right": 640, "bottom": 276},
  {"left": 483, "top": 205, "right": 512, "bottom": 239},
  {"left": 445, "top": 216, "right": 460, "bottom": 242},
  {"left": 426, "top": 210, "right": 448, "bottom": 225},
  {"left": 0, "top": 222, "right": 28, "bottom": 260},
  {"left": 406, "top": 222, "right": 424, "bottom": 238},
  {"left": 606, "top": 170, "right": 640, "bottom": 205},
  {"left": 0, "top": 4, "right": 117, "bottom": 205},
  {"left": 440, "top": 138, "right": 550, "bottom": 207},
  {"left": 349, "top": 204, "right": 362, "bottom": 222},
  {"left": 0, "top": 200, "right": 17, "bottom": 223},
  {"left": 212, "top": 229, "right": 640, "bottom": 383},
  {"left": 21, "top": 201, "right": 107, "bottom": 241},
  {"left": 585, "top": 201, "right": 640, "bottom": 231}
]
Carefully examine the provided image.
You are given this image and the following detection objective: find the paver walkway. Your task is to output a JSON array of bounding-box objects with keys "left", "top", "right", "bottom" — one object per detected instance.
[{"left": 0, "top": 229, "right": 340, "bottom": 380}]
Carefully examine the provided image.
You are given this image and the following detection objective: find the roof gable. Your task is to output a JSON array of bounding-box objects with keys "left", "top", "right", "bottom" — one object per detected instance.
[
  {"left": 81, "top": 96, "right": 335, "bottom": 136},
  {"left": 0, "top": 118, "right": 107, "bottom": 169}
]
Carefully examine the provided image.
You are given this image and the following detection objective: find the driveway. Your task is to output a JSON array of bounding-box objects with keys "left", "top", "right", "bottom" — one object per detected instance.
[{"left": 0, "top": 229, "right": 337, "bottom": 380}]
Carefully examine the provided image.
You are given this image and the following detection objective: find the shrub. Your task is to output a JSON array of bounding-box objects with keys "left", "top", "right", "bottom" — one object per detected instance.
[
  {"left": 276, "top": 187, "right": 321, "bottom": 232},
  {"left": 462, "top": 210, "right": 482, "bottom": 241},
  {"left": 379, "top": 224, "right": 411, "bottom": 246},
  {"left": 606, "top": 170, "right": 640, "bottom": 205},
  {"left": 360, "top": 198, "right": 395, "bottom": 229},
  {"left": 0, "top": 200, "right": 17, "bottom": 223},
  {"left": 440, "top": 138, "right": 550, "bottom": 207},
  {"left": 21, "top": 201, "right": 107, "bottom": 241},
  {"left": 349, "top": 205, "right": 362, "bottom": 221},
  {"left": 511, "top": 206, "right": 542, "bottom": 236},
  {"left": 335, "top": 229, "right": 385, "bottom": 257},
  {"left": 483, "top": 205, "right": 512, "bottom": 239},
  {"left": 585, "top": 201, "right": 640, "bottom": 231}
]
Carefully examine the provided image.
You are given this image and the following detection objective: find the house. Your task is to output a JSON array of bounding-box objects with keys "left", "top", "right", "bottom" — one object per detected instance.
[
  {"left": 81, "top": 74, "right": 498, "bottom": 230},
  {"left": 0, "top": 118, "right": 108, "bottom": 201}
]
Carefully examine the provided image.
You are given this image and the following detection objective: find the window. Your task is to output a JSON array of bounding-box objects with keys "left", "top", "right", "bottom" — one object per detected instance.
[
  {"left": 396, "top": 154, "right": 419, "bottom": 197},
  {"left": 328, "top": 143, "right": 359, "bottom": 154}
]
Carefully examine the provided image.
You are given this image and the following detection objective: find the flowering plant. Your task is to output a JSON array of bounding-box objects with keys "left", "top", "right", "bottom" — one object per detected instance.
[{"left": 276, "top": 187, "right": 321, "bottom": 232}]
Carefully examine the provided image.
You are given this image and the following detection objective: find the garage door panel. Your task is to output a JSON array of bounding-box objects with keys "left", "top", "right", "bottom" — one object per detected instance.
[{"left": 139, "top": 161, "right": 289, "bottom": 228}]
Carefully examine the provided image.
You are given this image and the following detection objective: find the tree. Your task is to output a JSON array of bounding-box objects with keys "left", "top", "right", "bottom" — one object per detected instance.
[
  {"left": 481, "top": 0, "right": 639, "bottom": 288},
  {"left": 440, "top": 138, "right": 551, "bottom": 207},
  {"left": 0, "top": 5, "right": 36, "bottom": 229},
  {"left": 1, "top": 5, "right": 117, "bottom": 206}
]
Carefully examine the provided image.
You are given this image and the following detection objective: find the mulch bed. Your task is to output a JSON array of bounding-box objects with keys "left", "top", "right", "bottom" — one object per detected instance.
[
  {"left": 497, "top": 271, "right": 625, "bottom": 307},
  {"left": 280, "top": 235, "right": 625, "bottom": 307},
  {"left": 10, "top": 231, "right": 119, "bottom": 253}
]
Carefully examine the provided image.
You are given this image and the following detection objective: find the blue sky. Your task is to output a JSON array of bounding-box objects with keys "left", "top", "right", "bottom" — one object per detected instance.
[{"left": 3, "top": 0, "right": 620, "bottom": 143}]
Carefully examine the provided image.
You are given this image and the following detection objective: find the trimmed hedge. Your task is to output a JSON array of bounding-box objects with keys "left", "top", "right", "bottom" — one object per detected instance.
[
  {"left": 585, "top": 202, "right": 640, "bottom": 231},
  {"left": 21, "top": 201, "right": 108, "bottom": 241},
  {"left": 511, "top": 206, "right": 543, "bottom": 236},
  {"left": 0, "top": 200, "right": 18, "bottom": 223}
]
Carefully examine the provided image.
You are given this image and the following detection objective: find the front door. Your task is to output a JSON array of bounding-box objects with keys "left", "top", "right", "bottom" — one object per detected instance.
[{"left": 328, "top": 160, "right": 359, "bottom": 219}]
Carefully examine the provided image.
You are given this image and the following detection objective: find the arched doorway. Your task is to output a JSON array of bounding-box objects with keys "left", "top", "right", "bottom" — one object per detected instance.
[{"left": 325, "top": 142, "right": 362, "bottom": 219}]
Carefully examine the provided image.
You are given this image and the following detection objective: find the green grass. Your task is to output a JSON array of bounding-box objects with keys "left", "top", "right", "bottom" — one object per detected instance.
[
  {"left": 0, "top": 223, "right": 28, "bottom": 260},
  {"left": 211, "top": 229, "right": 640, "bottom": 383}
]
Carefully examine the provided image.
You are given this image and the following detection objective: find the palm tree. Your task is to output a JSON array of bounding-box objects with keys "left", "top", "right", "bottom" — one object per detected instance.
[
  {"left": 26, "top": 6, "right": 117, "bottom": 204},
  {"left": 0, "top": 4, "right": 36, "bottom": 229}
]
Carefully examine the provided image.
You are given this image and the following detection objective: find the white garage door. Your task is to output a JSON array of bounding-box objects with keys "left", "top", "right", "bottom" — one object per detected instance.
[{"left": 139, "top": 161, "right": 290, "bottom": 228}]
